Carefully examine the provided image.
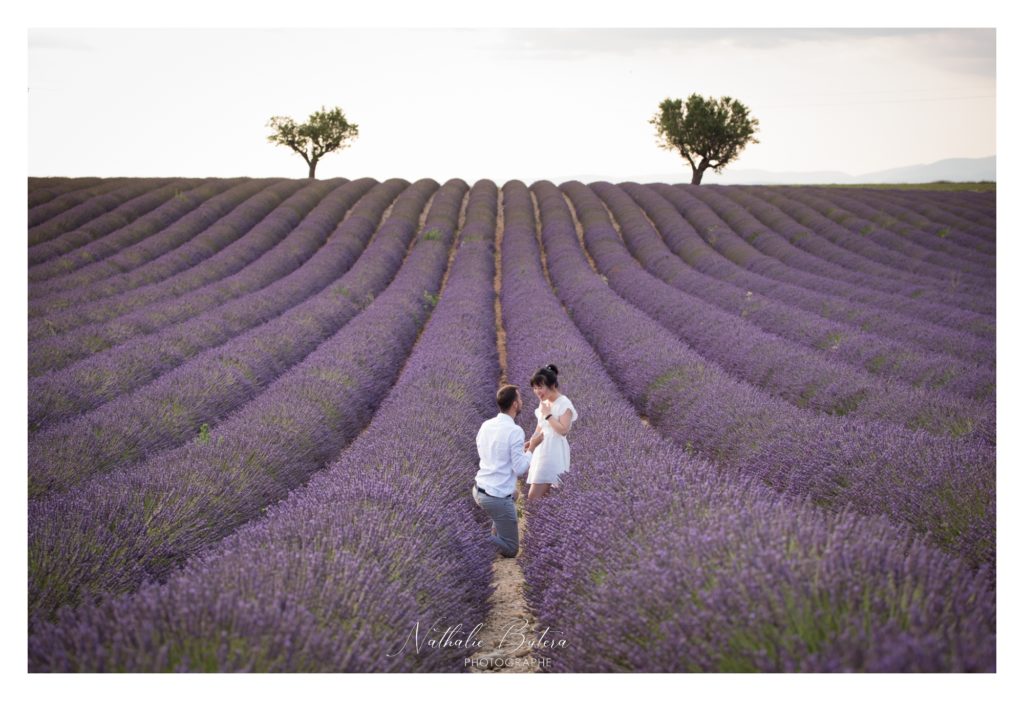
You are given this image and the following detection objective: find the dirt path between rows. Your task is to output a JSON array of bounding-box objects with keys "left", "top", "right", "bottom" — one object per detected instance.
[
  {"left": 466, "top": 513, "right": 541, "bottom": 673},
  {"left": 467, "top": 185, "right": 541, "bottom": 674}
]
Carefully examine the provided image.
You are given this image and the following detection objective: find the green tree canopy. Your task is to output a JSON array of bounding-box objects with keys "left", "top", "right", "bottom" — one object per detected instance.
[
  {"left": 650, "top": 94, "right": 760, "bottom": 185},
  {"left": 267, "top": 106, "right": 359, "bottom": 179}
]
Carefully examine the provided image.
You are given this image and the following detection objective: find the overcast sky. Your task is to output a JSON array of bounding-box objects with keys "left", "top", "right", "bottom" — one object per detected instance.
[{"left": 28, "top": 27, "right": 995, "bottom": 182}]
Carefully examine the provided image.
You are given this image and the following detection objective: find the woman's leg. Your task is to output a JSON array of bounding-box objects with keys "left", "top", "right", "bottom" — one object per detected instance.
[{"left": 527, "top": 482, "right": 552, "bottom": 501}]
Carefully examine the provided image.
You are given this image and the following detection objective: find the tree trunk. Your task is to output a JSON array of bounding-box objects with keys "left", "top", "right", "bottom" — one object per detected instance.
[
  {"left": 308, "top": 160, "right": 317, "bottom": 179},
  {"left": 691, "top": 160, "right": 709, "bottom": 185}
]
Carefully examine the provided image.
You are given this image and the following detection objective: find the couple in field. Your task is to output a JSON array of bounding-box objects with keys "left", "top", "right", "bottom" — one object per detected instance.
[{"left": 471, "top": 364, "right": 578, "bottom": 558}]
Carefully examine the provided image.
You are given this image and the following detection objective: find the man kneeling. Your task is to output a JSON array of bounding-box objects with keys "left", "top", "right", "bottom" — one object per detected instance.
[{"left": 472, "top": 384, "right": 542, "bottom": 557}]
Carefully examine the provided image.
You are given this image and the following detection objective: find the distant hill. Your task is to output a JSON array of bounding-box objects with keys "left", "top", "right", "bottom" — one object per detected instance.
[
  {"left": 847, "top": 156, "right": 996, "bottom": 184},
  {"left": 551, "top": 155, "right": 996, "bottom": 185}
]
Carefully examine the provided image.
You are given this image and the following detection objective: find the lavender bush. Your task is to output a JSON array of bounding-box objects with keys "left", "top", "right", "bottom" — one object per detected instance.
[
  {"left": 618, "top": 182, "right": 994, "bottom": 401},
  {"left": 833, "top": 187, "right": 995, "bottom": 254},
  {"left": 27, "top": 178, "right": 313, "bottom": 341},
  {"left": 29, "top": 180, "right": 500, "bottom": 672},
  {"left": 27, "top": 180, "right": 429, "bottom": 489},
  {"left": 898, "top": 190, "right": 995, "bottom": 235},
  {"left": 28, "top": 177, "right": 104, "bottom": 209},
  {"left": 756, "top": 186, "right": 994, "bottom": 287},
  {"left": 681, "top": 184, "right": 995, "bottom": 337},
  {"left": 718, "top": 186, "right": 993, "bottom": 306},
  {"left": 532, "top": 180, "right": 994, "bottom": 569},
  {"left": 567, "top": 181, "right": 993, "bottom": 441},
  {"left": 28, "top": 180, "right": 466, "bottom": 621},
  {"left": 651, "top": 184, "right": 994, "bottom": 366},
  {"left": 28, "top": 178, "right": 169, "bottom": 242},
  {"left": 25, "top": 176, "right": 997, "bottom": 672},
  {"left": 28, "top": 179, "right": 406, "bottom": 430},
  {"left": 28, "top": 178, "right": 262, "bottom": 294},
  {"left": 498, "top": 180, "right": 994, "bottom": 672},
  {"left": 27, "top": 180, "right": 241, "bottom": 277},
  {"left": 31, "top": 178, "right": 342, "bottom": 374}
]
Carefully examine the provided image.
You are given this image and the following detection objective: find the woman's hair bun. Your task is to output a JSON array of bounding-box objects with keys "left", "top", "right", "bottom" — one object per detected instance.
[{"left": 530, "top": 364, "right": 560, "bottom": 388}]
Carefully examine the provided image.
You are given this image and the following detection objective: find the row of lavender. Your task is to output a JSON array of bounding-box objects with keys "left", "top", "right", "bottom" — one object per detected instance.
[
  {"left": 769, "top": 186, "right": 995, "bottom": 256},
  {"left": 28, "top": 176, "right": 106, "bottom": 209},
  {"left": 787, "top": 183, "right": 989, "bottom": 275},
  {"left": 30, "top": 180, "right": 501, "bottom": 671},
  {"left": 29, "top": 178, "right": 990, "bottom": 340},
  {"left": 571, "top": 181, "right": 993, "bottom": 442},
  {"left": 27, "top": 178, "right": 992, "bottom": 451},
  {"left": 29, "top": 178, "right": 179, "bottom": 241},
  {"left": 28, "top": 182, "right": 991, "bottom": 532},
  {"left": 28, "top": 178, "right": 274, "bottom": 293},
  {"left": 771, "top": 186, "right": 995, "bottom": 268},
  {"left": 25, "top": 176, "right": 991, "bottom": 491},
  {"left": 26, "top": 178, "right": 411, "bottom": 439},
  {"left": 28, "top": 179, "right": 331, "bottom": 345},
  {"left": 498, "top": 180, "right": 994, "bottom": 671},
  {"left": 27, "top": 178, "right": 991, "bottom": 408},
  {"left": 635, "top": 184, "right": 993, "bottom": 368},
  {"left": 26, "top": 179, "right": 324, "bottom": 315},
  {"left": 28, "top": 179, "right": 462, "bottom": 621},
  {"left": 837, "top": 187, "right": 995, "bottom": 247},
  {"left": 533, "top": 180, "right": 995, "bottom": 569},
  {"left": 26, "top": 179, "right": 419, "bottom": 493},
  {"left": 29, "top": 182, "right": 376, "bottom": 376},
  {"left": 708, "top": 185, "right": 994, "bottom": 307},
  {"left": 30, "top": 179, "right": 230, "bottom": 271},
  {"left": 25, "top": 179, "right": 991, "bottom": 667},
  {"left": 659, "top": 185, "right": 995, "bottom": 344},
  {"left": 616, "top": 183, "right": 994, "bottom": 401}
]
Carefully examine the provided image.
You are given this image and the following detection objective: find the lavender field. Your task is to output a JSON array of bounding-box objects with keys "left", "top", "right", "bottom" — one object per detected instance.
[{"left": 26, "top": 175, "right": 996, "bottom": 672}]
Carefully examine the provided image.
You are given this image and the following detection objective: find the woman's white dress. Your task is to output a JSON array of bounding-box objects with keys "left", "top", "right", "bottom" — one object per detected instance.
[{"left": 527, "top": 394, "right": 578, "bottom": 486}]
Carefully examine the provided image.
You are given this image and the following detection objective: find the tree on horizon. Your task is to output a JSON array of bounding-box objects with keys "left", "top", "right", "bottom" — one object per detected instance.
[
  {"left": 650, "top": 94, "right": 760, "bottom": 185},
  {"left": 266, "top": 106, "right": 359, "bottom": 179}
]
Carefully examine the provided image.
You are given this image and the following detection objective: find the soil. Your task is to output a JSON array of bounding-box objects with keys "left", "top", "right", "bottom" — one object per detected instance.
[
  {"left": 467, "top": 187, "right": 540, "bottom": 674},
  {"left": 467, "top": 511, "right": 540, "bottom": 674}
]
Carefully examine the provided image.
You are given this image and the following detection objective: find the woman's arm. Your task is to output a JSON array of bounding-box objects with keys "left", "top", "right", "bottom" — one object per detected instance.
[
  {"left": 525, "top": 414, "right": 543, "bottom": 451},
  {"left": 548, "top": 408, "right": 572, "bottom": 436}
]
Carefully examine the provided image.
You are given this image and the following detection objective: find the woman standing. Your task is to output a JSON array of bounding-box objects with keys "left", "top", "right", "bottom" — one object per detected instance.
[{"left": 524, "top": 364, "right": 578, "bottom": 501}]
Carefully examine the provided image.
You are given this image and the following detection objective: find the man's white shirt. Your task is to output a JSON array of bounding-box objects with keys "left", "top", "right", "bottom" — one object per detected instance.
[{"left": 475, "top": 412, "right": 533, "bottom": 498}]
